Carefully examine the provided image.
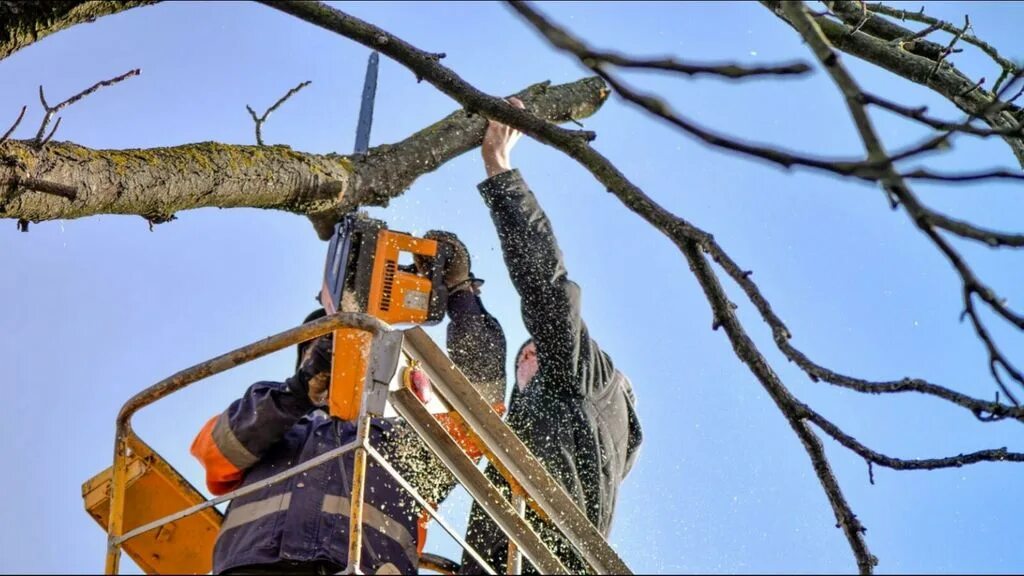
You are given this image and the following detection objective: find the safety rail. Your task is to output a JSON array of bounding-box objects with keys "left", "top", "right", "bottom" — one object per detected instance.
[{"left": 98, "top": 312, "right": 632, "bottom": 575}]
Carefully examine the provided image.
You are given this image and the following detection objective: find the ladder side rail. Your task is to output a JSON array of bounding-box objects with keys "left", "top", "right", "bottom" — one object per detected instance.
[
  {"left": 390, "top": 388, "right": 568, "bottom": 575},
  {"left": 402, "top": 328, "right": 632, "bottom": 576},
  {"left": 363, "top": 443, "right": 496, "bottom": 575}
]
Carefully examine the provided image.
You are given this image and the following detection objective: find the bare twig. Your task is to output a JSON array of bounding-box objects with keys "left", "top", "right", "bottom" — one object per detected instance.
[
  {"left": 961, "top": 289, "right": 1022, "bottom": 405},
  {"left": 683, "top": 222, "right": 878, "bottom": 575},
  {"left": 1, "top": 106, "right": 27, "bottom": 145},
  {"left": 34, "top": 68, "right": 141, "bottom": 148},
  {"left": 926, "top": 15, "right": 970, "bottom": 82},
  {"left": 505, "top": 0, "right": 1012, "bottom": 194},
  {"left": 245, "top": 80, "right": 312, "bottom": 146},
  {"left": 39, "top": 117, "right": 62, "bottom": 149},
  {"left": 888, "top": 21, "right": 942, "bottom": 49}
]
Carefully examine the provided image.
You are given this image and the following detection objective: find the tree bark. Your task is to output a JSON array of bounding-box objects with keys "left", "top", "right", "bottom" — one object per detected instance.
[
  {"left": 0, "top": 77, "right": 608, "bottom": 238},
  {"left": 0, "top": 1, "right": 156, "bottom": 61}
]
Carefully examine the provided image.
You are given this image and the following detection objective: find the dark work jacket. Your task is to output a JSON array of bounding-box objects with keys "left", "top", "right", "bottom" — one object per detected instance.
[
  {"left": 192, "top": 292, "right": 506, "bottom": 574},
  {"left": 461, "top": 170, "right": 644, "bottom": 574}
]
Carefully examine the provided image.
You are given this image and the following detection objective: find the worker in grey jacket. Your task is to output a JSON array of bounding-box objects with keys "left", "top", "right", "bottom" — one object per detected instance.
[{"left": 460, "top": 99, "right": 643, "bottom": 574}]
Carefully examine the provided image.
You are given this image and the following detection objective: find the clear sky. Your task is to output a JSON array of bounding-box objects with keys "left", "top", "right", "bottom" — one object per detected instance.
[{"left": 1, "top": 1, "right": 1022, "bottom": 574}]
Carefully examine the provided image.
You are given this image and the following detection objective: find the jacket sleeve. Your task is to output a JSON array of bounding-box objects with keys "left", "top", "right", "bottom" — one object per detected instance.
[
  {"left": 478, "top": 169, "right": 609, "bottom": 396},
  {"left": 446, "top": 288, "right": 507, "bottom": 406},
  {"left": 190, "top": 379, "right": 314, "bottom": 495}
]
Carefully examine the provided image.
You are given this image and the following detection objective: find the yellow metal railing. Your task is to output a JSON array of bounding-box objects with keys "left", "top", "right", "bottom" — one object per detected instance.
[{"left": 93, "top": 312, "right": 632, "bottom": 575}]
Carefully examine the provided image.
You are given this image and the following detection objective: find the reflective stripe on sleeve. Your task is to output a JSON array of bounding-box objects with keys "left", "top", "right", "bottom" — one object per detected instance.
[{"left": 212, "top": 411, "right": 260, "bottom": 470}]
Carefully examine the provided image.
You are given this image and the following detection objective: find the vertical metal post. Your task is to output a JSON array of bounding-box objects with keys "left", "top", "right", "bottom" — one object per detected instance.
[
  {"left": 344, "top": 412, "right": 372, "bottom": 575},
  {"left": 505, "top": 494, "right": 526, "bottom": 575},
  {"left": 104, "top": 435, "right": 130, "bottom": 574}
]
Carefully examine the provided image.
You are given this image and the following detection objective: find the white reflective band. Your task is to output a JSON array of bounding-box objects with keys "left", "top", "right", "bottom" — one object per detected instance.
[
  {"left": 321, "top": 494, "right": 417, "bottom": 565},
  {"left": 220, "top": 492, "right": 292, "bottom": 532},
  {"left": 213, "top": 412, "right": 259, "bottom": 470}
]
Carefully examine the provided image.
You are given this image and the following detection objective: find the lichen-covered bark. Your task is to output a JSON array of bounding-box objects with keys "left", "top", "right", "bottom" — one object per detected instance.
[
  {"left": 0, "top": 1, "right": 156, "bottom": 61},
  {"left": 0, "top": 77, "right": 608, "bottom": 237}
]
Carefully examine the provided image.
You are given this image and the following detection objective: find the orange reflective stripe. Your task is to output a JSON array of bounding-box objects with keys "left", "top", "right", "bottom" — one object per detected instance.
[{"left": 190, "top": 415, "right": 244, "bottom": 495}]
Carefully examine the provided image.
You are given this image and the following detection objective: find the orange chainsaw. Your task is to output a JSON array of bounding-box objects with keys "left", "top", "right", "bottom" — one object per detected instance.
[{"left": 318, "top": 212, "right": 452, "bottom": 420}]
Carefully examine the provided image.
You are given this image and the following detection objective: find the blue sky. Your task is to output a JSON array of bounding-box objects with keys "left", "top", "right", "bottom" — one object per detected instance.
[{"left": 1, "top": 1, "right": 1022, "bottom": 573}]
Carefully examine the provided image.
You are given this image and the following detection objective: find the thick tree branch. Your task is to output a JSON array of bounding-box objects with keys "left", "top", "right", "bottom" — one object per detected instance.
[
  {"left": 0, "top": 77, "right": 608, "bottom": 236},
  {"left": 863, "top": 2, "right": 1019, "bottom": 92},
  {"left": 0, "top": 1, "right": 157, "bottom": 62}
]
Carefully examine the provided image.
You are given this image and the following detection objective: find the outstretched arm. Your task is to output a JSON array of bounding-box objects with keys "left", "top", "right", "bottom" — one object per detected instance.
[{"left": 478, "top": 99, "right": 598, "bottom": 392}]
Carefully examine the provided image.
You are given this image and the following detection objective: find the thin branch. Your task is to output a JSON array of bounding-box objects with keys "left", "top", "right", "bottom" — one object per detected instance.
[
  {"left": 3, "top": 176, "right": 78, "bottom": 201},
  {"left": 0, "top": 106, "right": 27, "bottom": 145},
  {"left": 682, "top": 222, "right": 878, "bottom": 575},
  {"left": 33, "top": 68, "right": 141, "bottom": 148},
  {"left": 39, "top": 117, "right": 62, "bottom": 149},
  {"left": 887, "top": 21, "right": 942, "bottom": 48},
  {"left": 926, "top": 212, "right": 1024, "bottom": 248},
  {"left": 863, "top": 92, "right": 1024, "bottom": 139},
  {"left": 900, "top": 167, "right": 1024, "bottom": 182},
  {"left": 508, "top": 1, "right": 812, "bottom": 80},
  {"left": 245, "top": 80, "right": 312, "bottom": 146},
  {"left": 801, "top": 402, "right": 1024, "bottom": 469},
  {"left": 960, "top": 285, "right": 1023, "bottom": 406},
  {"left": 582, "top": 51, "right": 811, "bottom": 79},
  {"left": 925, "top": 15, "right": 970, "bottom": 82}
]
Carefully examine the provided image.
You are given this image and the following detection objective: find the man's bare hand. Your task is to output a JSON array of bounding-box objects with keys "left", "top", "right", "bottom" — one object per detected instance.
[{"left": 482, "top": 97, "right": 525, "bottom": 178}]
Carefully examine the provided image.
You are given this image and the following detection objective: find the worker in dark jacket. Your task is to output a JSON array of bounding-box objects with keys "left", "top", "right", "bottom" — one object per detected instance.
[
  {"left": 460, "top": 99, "right": 644, "bottom": 574},
  {"left": 191, "top": 244, "right": 506, "bottom": 575}
]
